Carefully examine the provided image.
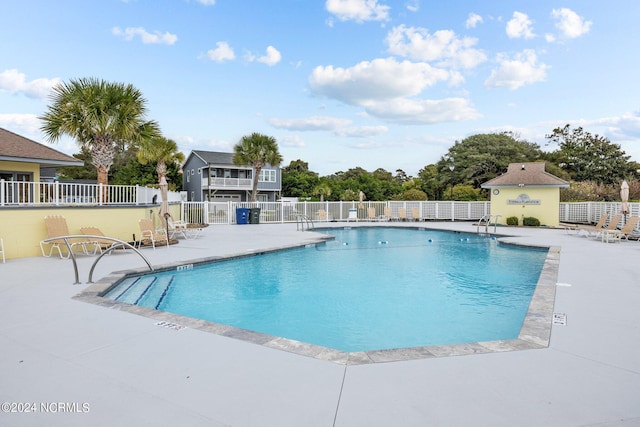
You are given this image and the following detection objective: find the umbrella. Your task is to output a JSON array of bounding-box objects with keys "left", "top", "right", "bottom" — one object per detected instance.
[
  {"left": 158, "top": 175, "right": 170, "bottom": 243},
  {"left": 621, "top": 180, "right": 630, "bottom": 216},
  {"left": 358, "top": 191, "right": 365, "bottom": 210}
]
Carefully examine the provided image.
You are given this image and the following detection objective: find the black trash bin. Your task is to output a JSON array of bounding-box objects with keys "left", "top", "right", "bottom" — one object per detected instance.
[
  {"left": 235, "top": 207, "right": 249, "bottom": 224},
  {"left": 249, "top": 208, "right": 261, "bottom": 224}
]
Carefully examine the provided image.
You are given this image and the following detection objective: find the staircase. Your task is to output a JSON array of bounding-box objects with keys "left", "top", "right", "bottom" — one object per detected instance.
[{"left": 104, "top": 275, "right": 175, "bottom": 309}]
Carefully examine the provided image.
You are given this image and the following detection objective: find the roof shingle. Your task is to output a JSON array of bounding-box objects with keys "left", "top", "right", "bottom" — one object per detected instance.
[
  {"left": 481, "top": 162, "right": 569, "bottom": 188},
  {"left": 0, "top": 128, "right": 83, "bottom": 167}
]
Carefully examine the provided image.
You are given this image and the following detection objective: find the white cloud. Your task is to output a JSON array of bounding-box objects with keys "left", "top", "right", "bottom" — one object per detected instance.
[
  {"left": 0, "top": 69, "right": 60, "bottom": 100},
  {"left": 205, "top": 42, "right": 235, "bottom": 62},
  {"left": 335, "top": 125, "right": 388, "bottom": 137},
  {"left": 551, "top": 8, "right": 592, "bottom": 39},
  {"left": 591, "top": 111, "right": 640, "bottom": 139},
  {"left": 325, "top": 0, "right": 390, "bottom": 23},
  {"left": 268, "top": 116, "right": 387, "bottom": 138},
  {"left": 362, "top": 97, "right": 481, "bottom": 124},
  {"left": 269, "top": 116, "right": 353, "bottom": 131},
  {"left": 484, "top": 50, "right": 549, "bottom": 90},
  {"left": 385, "top": 25, "right": 486, "bottom": 69},
  {"left": 506, "top": 11, "right": 535, "bottom": 39},
  {"left": 279, "top": 134, "right": 306, "bottom": 147},
  {"left": 196, "top": 0, "right": 216, "bottom": 5},
  {"left": 406, "top": 0, "right": 419, "bottom": 13},
  {"left": 257, "top": 46, "right": 282, "bottom": 66},
  {"left": 112, "top": 27, "right": 177, "bottom": 45},
  {"left": 309, "top": 57, "right": 452, "bottom": 105},
  {"left": 466, "top": 13, "right": 483, "bottom": 29},
  {"left": 0, "top": 113, "right": 41, "bottom": 135},
  {"left": 309, "top": 57, "right": 480, "bottom": 124}
]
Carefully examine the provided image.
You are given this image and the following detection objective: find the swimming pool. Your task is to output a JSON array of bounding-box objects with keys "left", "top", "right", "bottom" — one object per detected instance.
[{"left": 104, "top": 227, "right": 549, "bottom": 353}]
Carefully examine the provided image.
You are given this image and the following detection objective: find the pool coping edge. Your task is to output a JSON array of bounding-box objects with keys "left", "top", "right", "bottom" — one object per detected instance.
[{"left": 73, "top": 231, "right": 559, "bottom": 366}]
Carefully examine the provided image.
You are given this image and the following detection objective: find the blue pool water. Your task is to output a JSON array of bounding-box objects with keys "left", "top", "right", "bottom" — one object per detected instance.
[{"left": 104, "top": 227, "right": 548, "bottom": 352}]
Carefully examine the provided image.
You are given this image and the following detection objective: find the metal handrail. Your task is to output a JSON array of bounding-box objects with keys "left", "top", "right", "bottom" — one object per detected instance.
[
  {"left": 296, "top": 214, "right": 314, "bottom": 231},
  {"left": 42, "top": 235, "right": 153, "bottom": 285},
  {"left": 477, "top": 215, "right": 501, "bottom": 234}
]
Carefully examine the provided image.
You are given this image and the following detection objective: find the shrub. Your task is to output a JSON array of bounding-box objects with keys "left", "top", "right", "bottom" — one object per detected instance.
[
  {"left": 506, "top": 216, "right": 519, "bottom": 226},
  {"left": 522, "top": 216, "right": 540, "bottom": 226}
]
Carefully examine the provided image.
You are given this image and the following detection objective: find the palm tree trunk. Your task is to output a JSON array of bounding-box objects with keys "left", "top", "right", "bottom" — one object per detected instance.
[
  {"left": 251, "top": 167, "right": 261, "bottom": 202},
  {"left": 97, "top": 166, "right": 109, "bottom": 203}
]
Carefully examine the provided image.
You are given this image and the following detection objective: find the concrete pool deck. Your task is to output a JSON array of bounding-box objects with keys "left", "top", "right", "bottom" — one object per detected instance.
[{"left": 1, "top": 222, "right": 639, "bottom": 426}]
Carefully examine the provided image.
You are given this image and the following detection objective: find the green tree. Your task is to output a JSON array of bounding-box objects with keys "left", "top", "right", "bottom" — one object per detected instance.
[
  {"left": 417, "top": 164, "right": 444, "bottom": 200},
  {"left": 546, "top": 124, "right": 632, "bottom": 184},
  {"left": 395, "top": 188, "right": 427, "bottom": 200},
  {"left": 282, "top": 160, "right": 319, "bottom": 198},
  {"left": 440, "top": 132, "right": 543, "bottom": 189},
  {"left": 39, "top": 77, "right": 159, "bottom": 186},
  {"left": 137, "top": 136, "right": 185, "bottom": 189},
  {"left": 232, "top": 132, "right": 283, "bottom": 202},
  {"left": 312, "top": 182, "right": 332, "bottom": 201}
]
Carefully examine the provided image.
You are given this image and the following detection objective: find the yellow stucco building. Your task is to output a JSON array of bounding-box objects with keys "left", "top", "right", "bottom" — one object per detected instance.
[{"left": 481, "top": 162, "right": 569, "bottom": 227}]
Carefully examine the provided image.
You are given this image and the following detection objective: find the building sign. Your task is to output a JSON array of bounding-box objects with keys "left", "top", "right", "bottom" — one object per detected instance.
[{"left": 507, "top": 193, "right": 541, "bottom": 205}]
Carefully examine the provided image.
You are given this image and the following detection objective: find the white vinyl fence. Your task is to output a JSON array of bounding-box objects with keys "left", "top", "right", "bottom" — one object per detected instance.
[
  {"left": 182, "top": 200, "right": 640, "bottom": 228},
  {"left": 0, "top": 180, "right": 183, "bottom": 206}
]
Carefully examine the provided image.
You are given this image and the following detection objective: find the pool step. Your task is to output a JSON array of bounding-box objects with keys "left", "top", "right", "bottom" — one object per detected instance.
[
  {"left": 137, "top": 276, "right": 174, "bottom": 309},
  {"left": 103, "top": 275, "right": 174, "bottom": 309}
]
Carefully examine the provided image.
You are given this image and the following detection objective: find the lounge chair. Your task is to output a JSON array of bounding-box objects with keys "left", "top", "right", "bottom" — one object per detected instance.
[
  {"left": 80, "top": 227, "right": 119, "bottom": 254},
  {"left": 398, "top": 208, "right": 407, "bottom": 221},
  {"left": 602, "top": 216, "right": 640, "bottom": 242},
  {"left": 138, "top": 219, "right": 168, "bottom": 249},
  {"left": 378, "top": 207, "right": 391, "bottom": 222},
  {"left": 411, "top": 207, "right": 420, "bottom": 222},
  {"left": 40, "top": 215, "right": 90, "bottom": 258},
  {"left": 317, "top": 209, "right": 328, "bottom": 221},
  {"left": 158, "top": 214, "right": 190, "bottom": 239},
  {"left": 593, "top": 214, "right": 622, "bottom": 240},
  {"left": 575, "top": 213, "right": 609, "bottom": 237},
  {"left": 367, "top": 207, "right": 378, "bottom": 221}
]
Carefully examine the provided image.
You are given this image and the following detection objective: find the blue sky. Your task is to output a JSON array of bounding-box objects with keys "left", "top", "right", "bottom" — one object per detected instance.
[{"left": 1, "top": 0, "right": 639, "bottom": 176}]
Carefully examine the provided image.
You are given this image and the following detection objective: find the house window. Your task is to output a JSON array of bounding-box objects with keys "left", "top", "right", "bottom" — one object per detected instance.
[
  {"left": 224, "top": 169, "right": 231, "bottom": 178},
  {"left": 186, "top": 172, "right": 190, "bottom": 183},
  {"left": 259, "top": 170, "right": 276, "bottom": 183}
]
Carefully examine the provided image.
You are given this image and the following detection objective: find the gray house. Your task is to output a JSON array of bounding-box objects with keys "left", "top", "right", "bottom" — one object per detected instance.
[{"left": 182, "top": 150, "right": 281, "bottom": 202}]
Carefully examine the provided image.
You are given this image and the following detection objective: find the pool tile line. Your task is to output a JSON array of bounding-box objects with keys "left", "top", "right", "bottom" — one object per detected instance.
[{"left": 74, "top": 234, "right": 559, "bottom": 365}]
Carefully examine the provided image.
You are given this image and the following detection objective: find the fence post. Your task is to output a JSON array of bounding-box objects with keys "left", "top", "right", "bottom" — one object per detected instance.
[
  {"left": 0, "top": 179, "right": 4, "bottom": 206},
  {"left": 451, "top": 201, "right": 455, "bottom": 221},
  {"left": 53, "top": 181, "right": 58, "bottom": 206}
]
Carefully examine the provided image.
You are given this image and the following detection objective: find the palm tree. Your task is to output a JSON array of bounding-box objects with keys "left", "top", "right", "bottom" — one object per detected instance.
[
  {"left": 39, "top": 77, "right": 159, "bottom": 187},
  {"left": 313, "top": 183, "right": 332, "bottom": 202},
  {"left": 232, "top": 132, "right": 283, "bottom": 202},
  {"left": 137, "top": 136, "right": 184, "bottom": 189}
]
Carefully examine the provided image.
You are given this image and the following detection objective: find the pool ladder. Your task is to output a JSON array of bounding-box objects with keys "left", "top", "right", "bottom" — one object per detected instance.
[
  {"left": 477, "top": 215, "right": 501, "bottom": 234},
  {"left": 296, "top": 214, "right": 315, "bottom": 231}
]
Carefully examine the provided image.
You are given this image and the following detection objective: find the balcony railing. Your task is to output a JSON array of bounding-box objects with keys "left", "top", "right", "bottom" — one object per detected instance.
[
  {"left": 0, "top": 180, "right": 181, "bottom": 206},
  {"left": 201, "top": 177, "right": 253, "bottom": 189}
]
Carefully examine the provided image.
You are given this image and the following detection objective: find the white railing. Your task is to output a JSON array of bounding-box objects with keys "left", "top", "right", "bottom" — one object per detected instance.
[
  {"left": 0, "top": 180, "right": 183, "bottom": 206},
  {"left": 182, "top": 201, "right": 492, "bottom": 224},
  {"left": 181, "top": 200, "right": 640, "bottom": 229},
  {"left": 201, "top": 177, "right": 253, "bottom": 188}
]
